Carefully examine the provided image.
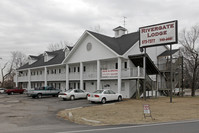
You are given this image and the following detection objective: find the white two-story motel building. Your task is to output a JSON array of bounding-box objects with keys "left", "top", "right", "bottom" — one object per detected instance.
[{"left": 15, "top": 26, "right": 180, "bottom": 98}]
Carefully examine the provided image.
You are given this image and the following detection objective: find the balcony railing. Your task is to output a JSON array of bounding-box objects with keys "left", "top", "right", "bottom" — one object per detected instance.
[
  {"left": 47, "top": 73, "right": 66, "bottom": 81},
  {"left": 31, "top": 75, "right": 45, "bottom": 81},
  {"left": 83, "top": 71, "right": 97, "bottom": 80},
  {"left": 69, "top": 72, "right": 80, "bottom": 80},
  {"left": 18, "top": 76, "right": 28, "bottom": 82},
  {"left": 122, "top": 67, "right": 144, "bottom": 78}
]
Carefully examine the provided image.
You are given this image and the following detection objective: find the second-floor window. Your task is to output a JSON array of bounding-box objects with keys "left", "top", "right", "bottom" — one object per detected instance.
[
  {"left": 115, "top": 63, "right": 118, "bottom": 69},
  {"left": 59, "top": 69, "right": 61, "bottom": 73},
  {"left": 83, "top": 66, "right": 86, "bottom": 72},
  {"left": 124, "top": 62, "right": 127, "bottom": 69}
]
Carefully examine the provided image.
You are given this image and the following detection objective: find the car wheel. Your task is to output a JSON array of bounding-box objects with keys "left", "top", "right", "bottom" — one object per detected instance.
[
  {"left": 63, "top": 98, "right": 66, "bottom": 101},
  {"left": 32, "top": 96, "right": 36, "bottom": 99},
  {"left": 37, "top": 93, "right": 42, "bottom": 99},
  {"left": 10, "top": 92, "right": 14, "bottom": 95},
  {"left": 20, "top": 92, "right": 23, "bottom": 94},
  {"left": 101, "top": 98, "right": 106, "bottom": 104},
  {"left": 70, "top": 95, "right": 75, "bottom": 100},
  {"left": 118, "top": 96, "right": 122, "bottom": 102}
]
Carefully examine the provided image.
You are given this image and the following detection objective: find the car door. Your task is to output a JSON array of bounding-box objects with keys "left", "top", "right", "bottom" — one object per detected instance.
[
  {"left": 74, "top": 89, "right": 80, "bottom": 99},
  {"left": 103, "top": 90, "right": 111, "bottom": 101},
  {"left": 108, "top": 90, "right": 117, "bottom": 101},
  {"left": 79, "top": 90, "right": 86, "bottom": 98}
]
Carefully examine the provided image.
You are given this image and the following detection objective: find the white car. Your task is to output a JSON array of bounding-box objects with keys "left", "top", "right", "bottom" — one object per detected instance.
[
  {"left": 58, "top": 89, "right": 89, "bottom": 101},
  {"left": 87, "top": 89, "right": 122, "bottom": 104},
  {"left": 0, "top": 88, "right": 6, "bottom": 93}
]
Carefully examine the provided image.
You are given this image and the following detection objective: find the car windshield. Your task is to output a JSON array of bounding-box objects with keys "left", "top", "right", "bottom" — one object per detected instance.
[{"left": 93, "top": 90, "right": 103, "bottom": 94}]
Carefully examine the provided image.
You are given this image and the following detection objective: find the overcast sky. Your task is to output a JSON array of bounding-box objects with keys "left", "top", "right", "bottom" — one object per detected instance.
[{"left": 0, "top": 0, "right": 199, "bottom": 65}]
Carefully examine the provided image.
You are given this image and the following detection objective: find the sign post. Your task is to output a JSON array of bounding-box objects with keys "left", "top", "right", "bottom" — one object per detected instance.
[{"left": 139, "top": 20, "right": 178, "bottom": 103}]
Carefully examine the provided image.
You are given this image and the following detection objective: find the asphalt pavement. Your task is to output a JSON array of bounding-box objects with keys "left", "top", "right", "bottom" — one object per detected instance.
[{"left": 0, "top": 94, "right": 199, "bottom": 133}]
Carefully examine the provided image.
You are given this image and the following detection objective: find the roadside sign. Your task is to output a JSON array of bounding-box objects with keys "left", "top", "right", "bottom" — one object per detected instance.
[
  {"left": 143, "top": 104, "right": 154, "bottom": 119},
  {"left": 139, "top": 20, "right": 178, "bottom": 48},
  {"left": 143, "top": 104, "right": 150, "bottom": 114}
]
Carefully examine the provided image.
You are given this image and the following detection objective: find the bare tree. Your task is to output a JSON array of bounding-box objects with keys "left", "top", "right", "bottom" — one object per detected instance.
[
  {"left": 0, "top": 51, "right": 27, "bottom": 87},
  {"left": 179, "top": 25, "right": 199, "bottom": 96},
  {"left": 48, "top": 41, "right": 72, "bottom": 51}
]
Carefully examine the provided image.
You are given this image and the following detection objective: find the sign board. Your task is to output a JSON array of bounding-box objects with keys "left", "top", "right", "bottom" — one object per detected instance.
[
  {"left": 139, "top": 20, "right": 178, "bottom": 48},
  {"left": 143, "top": 104, "right": 150, "bottom": 114},
  {"left": 102, "top": 69, "right": 118, "bottom": 77}
]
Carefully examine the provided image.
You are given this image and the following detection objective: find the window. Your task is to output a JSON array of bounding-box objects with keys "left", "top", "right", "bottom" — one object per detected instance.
[
  {"left": 104, "top": 90, "right": 110, "bottom": 94},
  {"left": 69, "top": 68, "right": 71, "bottom": 73},
  {"left": 54, "top": 69, "right": 56, "bottom": 74},
  {"left": 83, "top": 66, "right": 86, "bottom": 72},
  {"left": 124, "top": 62, "right": 127, "bottom": 69},
  {"left": 37, "top": 71, "right": 39, "bottom": 75},
  {"left": 108, "top": 90, "right": 116, "bottom": 94},
  {"left": 58, "top": 83, "right": 61, "bottom": 89},
  {"left": 59, "top": 69, "right": 61, "bottom": 73},
  {"left": 51, "top": 70, "right": 54, "bottom": 74},
  {"left": 47, "top": 70, "right": 49, "bottom": 74},
  {"left": 77, "top": 67, "right": 80, "bottom": 72},
  {"left": 115, "top": 63, "right": 118, "bottom": 69},
  {"left": 40, "top": 71, "right": 42, "bottom": 75},
  {"left": 74, "top": 83, "right": 76, "bottom": 89},
  {"left": 78, "top": 82, "right": 80, "bottom": 89},
  {"left": 83, "top": 82, "right": 86, "bottom": 90},
  {"left": 69, "top": 83, "right": 72, "bottom": 89},
  {"left": 74, "top": 67, "right": 76, "bottom": 72}
]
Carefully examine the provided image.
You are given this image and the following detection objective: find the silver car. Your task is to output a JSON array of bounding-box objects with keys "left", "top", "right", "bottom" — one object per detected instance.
[{"left": 58, "top": 89, "right": 89, "bottom": 101}]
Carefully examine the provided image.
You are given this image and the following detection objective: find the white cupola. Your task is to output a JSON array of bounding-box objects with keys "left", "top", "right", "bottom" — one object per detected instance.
[{"left": 113, "top": 26, "right": 127, "bottom": 38}]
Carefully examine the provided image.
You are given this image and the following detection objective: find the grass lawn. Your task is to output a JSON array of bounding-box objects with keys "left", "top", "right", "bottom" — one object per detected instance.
[{"left": 57, "top": 97, "right": 199, "bottom": 126}]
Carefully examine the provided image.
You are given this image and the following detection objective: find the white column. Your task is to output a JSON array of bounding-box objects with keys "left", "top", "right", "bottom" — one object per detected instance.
[
  {"left": 118, "top": 57, "right": 122, "bottom": 94},
  {"left": 97, "top": 60, "right": 101, "bottom": 90},
  {"left": 65, "top": 64, "right": 69, "bottom": 90},
  {"left": 80, "top": 62, "right": 83, "bottom": 90},
  {"left": 16, "top": 71, "right": 18, "bottom": 87},
  {"left": 28, "top": 69, "right": 31, "bottom": 90},
  {"left": 44, "top": 67, "right": 47, "bottom": 86}
]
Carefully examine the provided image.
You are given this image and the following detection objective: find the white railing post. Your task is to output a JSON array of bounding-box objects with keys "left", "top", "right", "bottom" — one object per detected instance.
[{"left": 137, "top": 66, "right": 140, "bottom": 77}]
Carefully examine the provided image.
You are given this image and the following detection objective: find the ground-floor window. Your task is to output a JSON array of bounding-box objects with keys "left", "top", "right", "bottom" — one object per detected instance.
[{"left": 83, "top": 82, "right": 86, "bottom": 90}]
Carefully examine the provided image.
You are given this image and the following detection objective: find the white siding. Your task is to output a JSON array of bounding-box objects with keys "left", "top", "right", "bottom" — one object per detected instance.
[{"left": 67, "top": 35, "right": 117, "bottom": 64}]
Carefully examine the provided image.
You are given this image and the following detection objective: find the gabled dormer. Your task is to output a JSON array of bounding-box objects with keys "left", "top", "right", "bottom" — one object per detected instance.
[
  {"left": 63, "top": 46, "right": 73, "bottom": 57},
  {"left": 43, "top": 51, "right": 57, "bottom": 62},
  {"left": 28, "top": 55, "right": 39, "bottom": 65}
]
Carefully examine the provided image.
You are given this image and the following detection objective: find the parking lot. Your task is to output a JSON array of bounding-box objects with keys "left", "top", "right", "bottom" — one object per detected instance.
[{"left": 0, "top": 94, "right": 92, "bottom": 133}]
